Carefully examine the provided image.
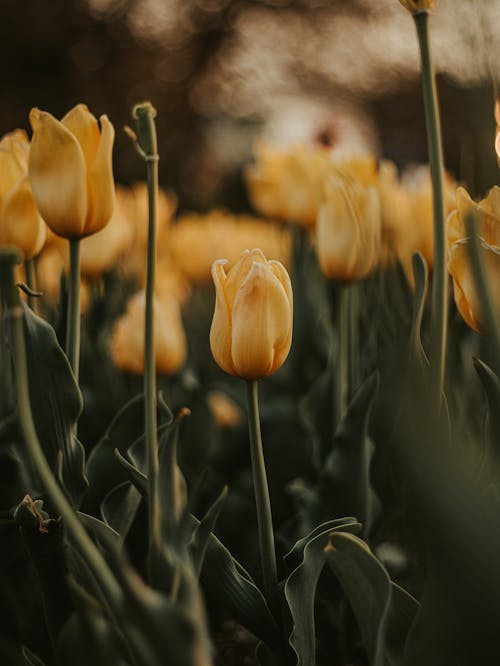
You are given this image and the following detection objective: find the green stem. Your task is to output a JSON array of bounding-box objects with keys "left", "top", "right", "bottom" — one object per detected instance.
[
  {"left": 414, "top": 10, "right": 448, "bottom": 408},
  {"left": 0, "top": 249, "right": 124, "bottom": 627},
  {"left": 348, "top": 282, "right": 359, "bottom": 394},
  {"left": 66, "top": 238, "right": 81, "bottom": 383},
  {"left": 465, "top": 212, "right": 500, "bottom": 375},
  {"left": 134, "top": 104, "right": 161, "bottom": 579},
  {"left": 24, "top": 259, "right": 38, "bottom": 313},
  {"left": 246, "top": 380, "right": 280, "bottom": 620},
  {"left": 334, "top": 285, "right": 349, "bottom": 431}
]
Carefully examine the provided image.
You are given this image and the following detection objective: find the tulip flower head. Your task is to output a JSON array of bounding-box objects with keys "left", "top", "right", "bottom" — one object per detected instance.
[
  {"left": 0, "top": 130, "right": 46, "bottom": 260},
  {"left": 28, "top": 104, "right": 115, "bottom": 240},
  {"left": 316, "top": 176, "right": 381, "bottom": 282},
  {"left": 210, "top": 248, "right": 293, "bottom": 380},
  {"left": 398, "top": 0, "right": 435, "bottom": 13},
  {"left": 111, "top": 291, "right": 187, "bottom": 375},
  {"left": 448, "top": 237, "right": 500, "bottom": 334}
]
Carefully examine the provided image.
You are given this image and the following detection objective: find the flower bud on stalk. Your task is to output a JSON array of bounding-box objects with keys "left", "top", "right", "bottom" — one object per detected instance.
[
  {"left": 210, "top": 248, "right": 293, "bottom": 380},
  {"left": 0, "top": 130, "right": 46, "bottom": 260},
  {"left": 398, "top": 0, "right": 435, "bottom": 13},
  {"left": 28, "top": 104, "right": 115, "bottom": 240}
]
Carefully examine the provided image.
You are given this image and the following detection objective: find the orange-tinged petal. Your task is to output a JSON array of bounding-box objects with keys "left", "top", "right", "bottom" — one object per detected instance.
[
  {"left": 84, "top": 114, "right": 115, "bottom": 236},
  {"left": 29, "top": 108, "right": 87, "bottom": 239},
  {"left": 1, "top": 175, "right": 46, "bottom": 259},
  {"left": 209, "top": 259, "right": 236, "bottom": 375},
  {"left": 231, "top": 261, "right": 292, "bottom": 379},
  {"left": 62, "top": 104, "right": 100, "bottom": 169},
  {"left": 448, "top": 238, "right": 500, "bottom": 334}
]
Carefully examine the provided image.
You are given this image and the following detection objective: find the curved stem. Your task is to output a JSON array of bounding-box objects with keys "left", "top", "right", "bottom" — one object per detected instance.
[
  {"left": 24, "top": 259, "right": 38, "bottom": 313},
  {"left": 66, "top": 238, "right": 81, "bottom": 383},
  {"left": 414, "top": 10, "right": 448, "bottom": 409},
  {"left": 0, "top": 251, "right": 124, "bottom": 625},
  {"left": 246, "top": 380, "right": 280, "bottom": 620}
]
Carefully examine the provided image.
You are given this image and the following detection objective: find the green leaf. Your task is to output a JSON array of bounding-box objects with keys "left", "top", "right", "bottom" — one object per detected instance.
[
  {"left": 190, "top": 486, "right": 227, "bottom": 577},
  {"left": 20, "top": 302, "right": 87, "bottom": 507},
  {"left": 196, "top": 519, "right": 279, "bottom": 649},
  {"left": 21, "top": 647, "right": 45, "bottom": 666},
  {"left": 408, "top": 252, "right": 429, "bottom": 368},
  {"left": 284, "top": 520, "right": 362, "bottom": 666},
  {"left": 325, "top": 532, "right": 391, "bottom": 666},
  {"left": 101, "top": 481, "right": 141, "bottom": 544},
  {"left": 315, "top": 373, "right": 379, "bottom": 535}
]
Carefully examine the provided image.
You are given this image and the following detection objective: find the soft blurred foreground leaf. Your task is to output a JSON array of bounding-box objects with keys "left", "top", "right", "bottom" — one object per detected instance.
[
  {"left": 325, "top": 532, "right": 419, "bottom": 666},
  {"left": 284, "top": 518, "right": 361, "bottom": 666}
]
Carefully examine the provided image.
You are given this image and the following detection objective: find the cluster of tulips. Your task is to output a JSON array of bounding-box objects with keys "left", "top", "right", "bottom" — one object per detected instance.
[{"left": 3, "top": 0, "right": 500, "bottom": 664}]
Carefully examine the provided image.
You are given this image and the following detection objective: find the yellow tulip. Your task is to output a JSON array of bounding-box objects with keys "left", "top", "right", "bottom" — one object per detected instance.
[
  {"left": 28, "top": 104, "right": 115, "bottom": 240},
  {"left": 0, "top": 130, "right": 46, "bottom": 260},
  {"left": 111, "top": 291, "right": 187, "bottom": 375},
  {"left": 210, "top": 248, "right": 293, "bottom": 380},
  {"left": 448, "top": 237, "right": 500, "bottom": 334},
  {"left": 169, "top": 210, "right": 290, "bottom": 283},
  {"left": 316, "top": 177, "right": 381, "bottom": 282},
  {"left": 245, "top": 143, "right": 329, "bottom": 228},
  {"left": 398, "top": 0, "right": 435, "bottom": 12},
  {"left": 447, "top": 186, "right": 500, "bottom": 250}
]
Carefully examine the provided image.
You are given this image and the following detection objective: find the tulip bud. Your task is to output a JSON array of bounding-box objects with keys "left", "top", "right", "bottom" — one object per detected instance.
[
  {"left": 316, "top": 177, "right": 381, "bottom": 282},
  {"left": 0, "top": 131, "right": 46, "bottom": 260},
  {"left": 210, "top": 248, "right": 293, "bottom": 380},
  {"left": 111, "top": 291, "right": 186, "bottom": 375},
  {"left": 28, "top": 104, "right": 115, "bottom": 240},
  {"left": 447, "top": 186, "right": 500, "bottom": 250},
  {"left": 448, "top": 237, "right": 500, "bottom": 333},
  {"left": 398, "top": 0, "right": 435, "bottom": 13}
]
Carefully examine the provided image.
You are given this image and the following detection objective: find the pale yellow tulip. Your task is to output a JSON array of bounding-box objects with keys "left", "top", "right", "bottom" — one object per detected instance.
[
  {"left": 210, "top": 248, "right": 293, "bottom": 380},
  {"left": 111, "top": 291, "right": 187, "bottom": 375},
  {"left": 316, "top": 177, "right": 381, "bottom": 281},
  {"left": 28, "top": 104, "right": 115, "bottom": 239}
]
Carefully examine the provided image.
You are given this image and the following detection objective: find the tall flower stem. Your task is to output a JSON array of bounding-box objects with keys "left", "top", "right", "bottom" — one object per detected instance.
[
  {"left": 133, "top": 103, "right": 161, "bottom": 578},
  {"left": 246, "top": 379, "right": 280, "bottom": 621},
  {"left": 334, "top": 284, "right": 349, "bottom": 431},
  {"left": 0, "top": 248, "right": 125, "bottom": 631},
  {"left": 413, "top": 10, "right": 448, "bottom": 408},
  {"left": 66, "top": 238, "right": 81, "bottom": 382}
]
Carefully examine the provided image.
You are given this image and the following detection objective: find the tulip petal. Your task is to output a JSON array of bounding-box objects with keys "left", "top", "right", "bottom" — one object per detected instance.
[
  {"left": 224, "top": 248, "right": 266, "bottom": 306},
  {"left": 2, "top": 175, "right": 46, "bottom": 259},
  {"left": 84, "top": 114, "right": 115, "bottom": 236},
  {"left": 268, "top": 259, "right": 293, "bottom": 368},
  {"left": 231, "top": 261, "right": 291, "bottom": 379},
  {"left": 0, "top": 132, "right": 29, "bottom": 202},
  {"left": 62, "top": 104, "right": 100, "bottom": 169},
  {"left": 209, "top": 260, "right": 236, "bottom": 375},
  {"left": 29, "top": 108, "right": 87, "bottom": 239}
]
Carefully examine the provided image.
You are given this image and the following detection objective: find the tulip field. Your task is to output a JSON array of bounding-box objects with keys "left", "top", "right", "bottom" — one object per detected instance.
[{"left": 2, "top": 1, "right": 500, "bottom": 665}]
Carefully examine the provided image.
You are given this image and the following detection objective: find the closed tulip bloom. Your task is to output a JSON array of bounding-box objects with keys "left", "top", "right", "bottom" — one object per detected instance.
[
  {"left": 447, "top": 186, "right": 500, "bottom": 250},
  {"left": 448, "top": 238, "right": 500, "bottom": 333},
  {"left": 316, "top": 177, "right": 381, "bottom": 281},
  {"left": 398, "top": 0, "right": 435, "bottom": 12},
  {"left": 28, "top": 104, "right": 115, "bottom": 240},
  {"left": 111, "top": 291, "right": 186, "bottom": 375},
  {"left": 210, "top": 248, "right": 293, "bottom": 380},
  {"left": 0, "top": 130, "right": 46, "bottom": 260},
  {"left": 245, "top": 143, "right": 329, "bottom": 228}
]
